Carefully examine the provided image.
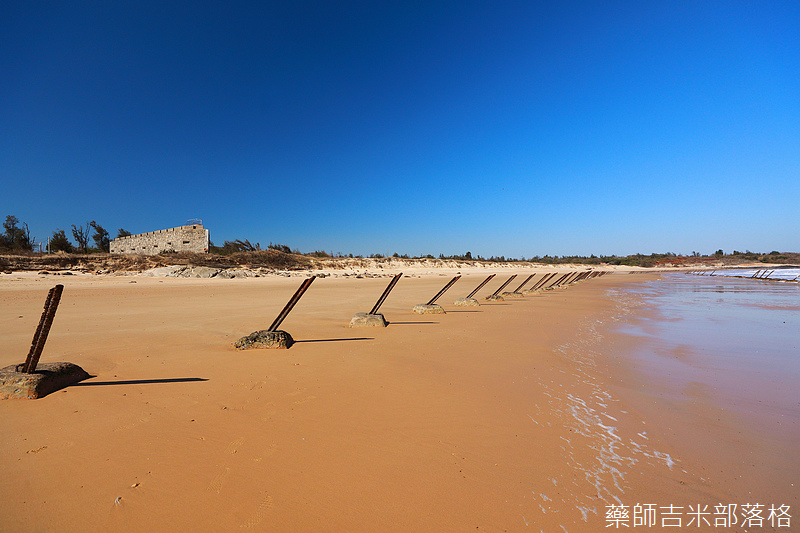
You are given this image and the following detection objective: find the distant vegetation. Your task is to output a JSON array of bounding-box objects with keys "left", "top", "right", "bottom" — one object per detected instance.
[
  {"left": 1, "top": 215, "right": 34, "bottom": 252},
  {"left": 1, "top": 214, "right": 119, "bottom": 254},
  {"left": 2, "top": 214, "right": 798, "bottom": 269}
]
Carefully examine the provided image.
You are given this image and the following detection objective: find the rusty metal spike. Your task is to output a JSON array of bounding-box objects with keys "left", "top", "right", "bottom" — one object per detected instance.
[
  {"left": 534, "top": 273, "right": 558, "bottom": 290},
  {"left": 530, "top": 273, "right": 554, "bottom": 291},
  {"left": 427, "top": 275, "right": 461, "bottom": 305},
  {"left": 369, "top": 273, "right": 402, "bottom": 315},
  {"left": 562, "top": 272, "right": 579, "bottom": 285},
  {"left": 547, "top": 273, "right": 569, "bottom": 288},
  {"left": 267, "top": 276, "right": 316, "bottom": 332},
  {"left": 559, "top": 273, "right": 575, "bottom": 285},
  {"left": 512, "top": 274, "right": 535, "bottom": 293},
  {"left": 466, "top": 274, "right": 495, "bottom": 299},
  {"left": 22, "top": 284, "right": 64, "bottom": 374},
  {"left": 491, "top": 275, "right": 517, "bottom": 297}
]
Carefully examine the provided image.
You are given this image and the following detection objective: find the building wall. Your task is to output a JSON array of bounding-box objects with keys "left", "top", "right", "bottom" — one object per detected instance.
[{"left": 110, "top": 225, "right": 210, "bottom": 255}]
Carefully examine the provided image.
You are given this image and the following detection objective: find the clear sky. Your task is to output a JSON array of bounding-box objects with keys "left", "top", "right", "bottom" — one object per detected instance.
[{"left": 2, "top": 1, "right": 798, "bottom": 258}]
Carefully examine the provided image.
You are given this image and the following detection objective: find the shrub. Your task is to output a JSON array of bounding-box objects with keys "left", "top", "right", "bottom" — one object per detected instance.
[{"left": 49, "top": 229, "right": 74, "bottom": 253}]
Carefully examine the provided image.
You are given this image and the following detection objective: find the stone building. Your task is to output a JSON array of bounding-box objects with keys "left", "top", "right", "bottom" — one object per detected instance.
[{"left": 110, "top": 224, "right": 209, "bottom": 255}]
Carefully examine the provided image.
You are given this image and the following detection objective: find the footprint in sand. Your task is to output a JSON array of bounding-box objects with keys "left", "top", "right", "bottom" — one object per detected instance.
[
  {"left": 239, "top": 493, "right": 274, "bottom": 529},
  {"left": 206, "top": 467, "right": 231, "bottom": 494},
  {"left": 225, "top": 437, "right": 245, "bottom": 455},
  {"left": 253, "top": 442, "right": 279, "bottom": 462},
  {"left": 249, "top": 381, "right": 267, "bottom": 390},
  {"left": 262, "top": 442, "right": 278, "bottom": 458},
  {"left": 292, "top": 395, "right": 316, "bottom": 406},
  {"left": 113, "top": 417, "right": 150, "bottom": 433},
  {"left": 261, "top": 401, "right": 278, "bottom": 420}
]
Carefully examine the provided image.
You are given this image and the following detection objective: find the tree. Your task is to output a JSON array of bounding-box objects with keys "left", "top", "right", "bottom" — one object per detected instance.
[
  {"left": 49, "top": 229, "right": 74, "bottom": 253},
  {"left": 90, "top": 221, "right": 110, "bottom": 252},
  {"left": 3, "top": 215, "right": 20, "bottom": 247},
  {"left": 2, "top": 215, "right": 33, "bottom": 251},
  {"left": 71, "top": 222, "right": 91, "bottom": 253},
  {"left": 117, "top": 228, "right": 132, "bottom": 238},
  {"left": 213, "top": 239, "right": 262, "bottom": 255}
]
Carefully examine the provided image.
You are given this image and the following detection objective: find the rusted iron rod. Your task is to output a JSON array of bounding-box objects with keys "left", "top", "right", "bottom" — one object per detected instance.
[
  {"left": 558, "top": 273, "right": 575, "bottom": 286},
  {"left": 512, "top": 274, "right": 535, "bottom": 293},
  {"left": 22, "top": 284, "right": 64, "bottom": 374},
  {"left": 267, "top": 276, "right": 316, "bottom": 332},
  {"left": 466, "top": 274, "right": 495, "bottom": 299},
  {"left": 562, "top": 273, "right": 578, "bottom": 285},
  {"left": 369, "top": 273, "right": 403, "bottom": 315},
  {"left": 24, "top": 287, "right": 57, "bottom": 366},
  {"left": 546, "top": 272, "right": 563, "bottom": 285},
  {"left": 530, "top": 272, "right": 556, "bottom": 291},
  {"left": 541, "top": 273, "right": 563, "bottom": 289},
  {"left": 426, "top": 275, "right": 461, "bottom": 305},
  {"left": 490, "top": 275, "right": 517, "bottom": 297},
  {"left": 547, "top": 273, "right": 570, "bottom": 288}
]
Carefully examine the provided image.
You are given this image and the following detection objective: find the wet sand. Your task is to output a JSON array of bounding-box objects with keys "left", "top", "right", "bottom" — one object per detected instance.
[
  {"left": 599, "top": 275, "right": 799, "bottom": 524},
  {"left": 0, "top": 270, "right": 792, "bottom": 531}
]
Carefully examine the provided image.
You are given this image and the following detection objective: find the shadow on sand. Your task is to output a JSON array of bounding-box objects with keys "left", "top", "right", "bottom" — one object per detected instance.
[
  {"left": 72, "top": 377, "right": 209, "bottom": 387},
  {"left": 295, "top": 337, "right": 373, "bottom": 343}
]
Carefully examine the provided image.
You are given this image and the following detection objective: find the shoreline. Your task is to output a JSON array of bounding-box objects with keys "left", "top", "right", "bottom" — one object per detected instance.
[
  {"left": 598, "top": 274, "right": 799, "bottom": 516},
  {"left": 0, "top": 270, "right": 792, "bottom": 530}
]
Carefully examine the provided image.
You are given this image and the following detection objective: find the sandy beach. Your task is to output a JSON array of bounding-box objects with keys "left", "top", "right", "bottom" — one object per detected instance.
[{"left": 1, "top": 268, "right": 795, "bottom": 531}]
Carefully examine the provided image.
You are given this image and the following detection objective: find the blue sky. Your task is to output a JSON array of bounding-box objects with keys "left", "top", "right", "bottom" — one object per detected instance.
[{"left": 2, "top": 1, "right": 798, "bottom": 258}]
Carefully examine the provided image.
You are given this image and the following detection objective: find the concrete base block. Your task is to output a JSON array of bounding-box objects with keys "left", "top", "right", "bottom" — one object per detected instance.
[
  {"left": 484, "top": 295, "right": 504, "bottom": 301},
  {"left": 349, "top": 312, "right": 388, "bottom": 327},
  {"left": 502, "top": 292, "right": 525, "bottom": 299},
  {"left": 413, "top": 303, "right": 445, "bottom": 314},
  {"left": 235, "top": 330, "right": 294, "bottom": 349},
  {"left": 0, "top": 362, "right": 90, "bottom": 399},
  {"left": 453, "top": 297, "right": 480, "bottom": 307}
]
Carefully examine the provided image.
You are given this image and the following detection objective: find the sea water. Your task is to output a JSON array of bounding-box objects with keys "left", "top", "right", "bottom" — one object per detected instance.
[
  {"left": 614, "top": 273, "right": 799, "bottom": 428},
  {"left": 608, "top": 273, "right": 799, "bottom": 518},
  {"left": 537, "top": 273, "right": 798, "bottom": 527},
  {"left": 696, "top": 267, "right": 800, "bottom": 282}
]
